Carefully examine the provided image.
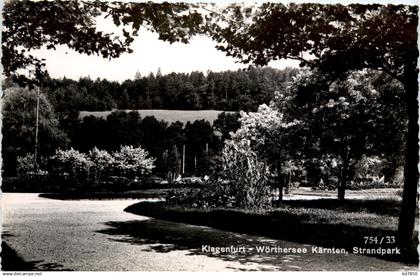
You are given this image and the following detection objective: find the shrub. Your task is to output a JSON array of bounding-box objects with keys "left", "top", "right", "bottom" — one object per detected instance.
[
  {"left": 113, "top": 145, "right": 155, "bottom": 178},
  {"left": 168, "top": 139, "right": 271, "bottom": 209},
  {"left": 53, "top": 148, "right": 92, "bottom": 181},
  {"left": 17, "top": 154, "right": 48, "bottom": 179},
  {"left": 88, "top": 147, "right": 114, "bottom": 182},
  {"left": 162, "top": 145, "right": 181, "bottom": 184},
  {"left": 16, "top": 154, "right": 37, "bottom": 178}
]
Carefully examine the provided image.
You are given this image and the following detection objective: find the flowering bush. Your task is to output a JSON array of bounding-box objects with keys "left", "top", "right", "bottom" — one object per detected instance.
[
  {"left": 16, "top": 154, "right": 37, "bottom": 178},
  {"left": 53, "top": 148, "right": 92, "bottom": 180},
  {"left": 88, "top": 147, "right": 114, "bottom": 182},
  {"left": 112, "top": 145, "right": 155, "bottom": 178},
  {"left": 52, "top": 146, "right": 155, "bottom": 183}
]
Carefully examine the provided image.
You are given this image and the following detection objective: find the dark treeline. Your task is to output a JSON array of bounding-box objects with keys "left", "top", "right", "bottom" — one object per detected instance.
[
  {"left": 43, "top": 67, "right": 299, "bottom": 112},
  {"left": 1, "top": 81, "right": 241, "bottom": 176},
  {"left": 62, "top": 111, "right": 240, "bottom": 177}
]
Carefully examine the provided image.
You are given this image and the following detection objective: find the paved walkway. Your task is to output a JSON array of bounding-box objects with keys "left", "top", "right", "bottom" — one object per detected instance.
[{"left": 1, "top": 193, "right": 416, "bottom": 271}]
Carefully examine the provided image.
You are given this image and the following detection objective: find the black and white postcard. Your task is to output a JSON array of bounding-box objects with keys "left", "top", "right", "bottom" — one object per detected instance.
[{"left": 1, "top": 0, "right": 419, "bottom": 272}]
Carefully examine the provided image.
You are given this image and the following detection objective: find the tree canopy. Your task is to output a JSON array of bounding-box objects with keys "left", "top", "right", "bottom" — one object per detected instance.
[
  {"left": 209, "top": 3, "right": 417, "bottom": 81},
  {"left": 3, "top": 0, "right": 205, "bottom": 87},
  {"left": 209, "top": 2, "right": 418, "bottom": 253},
  {"left": 2, "top": 86, "right": 69, "bottom": 175}
]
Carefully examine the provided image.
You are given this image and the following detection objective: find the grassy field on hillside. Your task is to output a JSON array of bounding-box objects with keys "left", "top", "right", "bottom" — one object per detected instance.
[{"left": 79, "top": 109, "right": 234, "bottom": 125}]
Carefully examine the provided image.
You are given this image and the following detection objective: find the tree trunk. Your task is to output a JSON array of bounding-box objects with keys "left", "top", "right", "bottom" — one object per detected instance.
[
  {"left": 278, "top": 184, "right": 283, "bottom": 201},
  {"left": 338, "top": 157, "right": 349, "bottom": 201},
  {"left": 276, "top": 161, "right": 283, "bottom": 201},
  {"left": 285, "top": 172, "right": 291, "bottom": 194},
  {"left": 398, "top": 72, "right": 419, "bottom": 255}
]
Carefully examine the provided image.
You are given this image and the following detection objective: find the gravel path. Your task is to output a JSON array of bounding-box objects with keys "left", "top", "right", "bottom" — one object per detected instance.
[{"left": 1, "top": 193, "right": 416, "bottom": 271}]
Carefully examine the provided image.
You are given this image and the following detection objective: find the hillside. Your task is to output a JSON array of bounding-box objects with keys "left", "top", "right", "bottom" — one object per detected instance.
[{"left": 79, "top": 109, "right": 234, "bottom": 125}]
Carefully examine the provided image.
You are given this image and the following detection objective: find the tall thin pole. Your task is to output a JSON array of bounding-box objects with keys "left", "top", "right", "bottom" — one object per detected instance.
[
  {"left": 34, "top": 86, "right": 40, "bottom": 171},
  {"left": 182, "top": 144, "right": 185, "bottom": 175}
]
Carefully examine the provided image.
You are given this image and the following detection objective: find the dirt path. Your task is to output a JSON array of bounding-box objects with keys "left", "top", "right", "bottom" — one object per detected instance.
[{"left": 1, "top": 193, "right": 416, "bottom": 271}]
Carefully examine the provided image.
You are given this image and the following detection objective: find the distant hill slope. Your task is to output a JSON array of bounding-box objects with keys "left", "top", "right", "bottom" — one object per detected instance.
[{"left": 79, "top": 109, "right": 234, "bottom": 125}]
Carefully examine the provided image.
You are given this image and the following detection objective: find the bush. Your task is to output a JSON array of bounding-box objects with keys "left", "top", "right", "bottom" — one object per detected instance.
[{"left": 167, "top": 139, "right": 271, "bottom": 210}]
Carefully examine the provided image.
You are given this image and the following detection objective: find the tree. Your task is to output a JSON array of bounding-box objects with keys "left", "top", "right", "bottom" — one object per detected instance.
[
  {"left": 285, "top": 69, "right": 406, "bottom": 200},
  {"left": 88, "top": 147, "right": 114, "bottom": 183},
  {"left": 53, "top": 148, "right": 92, "bottom": 181},
  {"left": 208, "top": 139, "right": 271, "bottom": 209},
  {"left": 141, "top": 116, "right": 168, "bottom": 161},
  {"left": 3, "top": 0, "right": 206, "bottom": 87},
  {"left": 185, "top": 120, "right": 215, "bottom": 174},
  {"left": 2, "top": 86, "right": 69, "bottom": 176},
  {"left": 232, "top": 104, "right": 300, "bottom": 200},
  {"left": 113, "top": 145, "right": 155, "bottom": 178},
  {"left": 209, "top": 3, "right": 418, "bottom": 254},
  {"left": 213, "top": 112, "right": 241, "bottom": 141},
  {"left": 162, "top": 145, "right": 181, "bottom": 184}
]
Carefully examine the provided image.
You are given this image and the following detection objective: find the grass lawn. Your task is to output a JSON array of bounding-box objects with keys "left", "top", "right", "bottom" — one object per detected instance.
[
  {"left": 125, "top": 197, "right": 418, "bottom": 264},
  {"left": 79, "top": 109, "right": 232, "bottom": 125}
]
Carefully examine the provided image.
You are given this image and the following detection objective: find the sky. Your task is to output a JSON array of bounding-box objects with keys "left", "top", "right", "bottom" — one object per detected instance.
[{"left": 32, "top": 30, "right": 300, "bottom": 83}]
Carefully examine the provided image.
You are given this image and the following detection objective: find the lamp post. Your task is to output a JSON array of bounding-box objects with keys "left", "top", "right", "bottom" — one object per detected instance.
[{"left": 34, "top": 86, "right": 40, "bottom": 171}]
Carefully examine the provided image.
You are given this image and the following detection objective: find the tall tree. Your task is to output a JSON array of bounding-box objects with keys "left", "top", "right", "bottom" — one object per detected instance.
[
  {"left": 210, "top": 3, "right": 418, "bottom": 253},
  {"left": 286, "top": 69, "right": 407, "bottom": 200},
  {"left": 2, "top": 86, "right": 69, "bottom": 175},
  {"left": 162, "top": 145, "right": 181, "bottom": 184},
  {"left": 231, "top": 104, "right": 301, "bottom": 200},
  {"left": 213, "top": 112, "right": 241, "bottom": 141}
]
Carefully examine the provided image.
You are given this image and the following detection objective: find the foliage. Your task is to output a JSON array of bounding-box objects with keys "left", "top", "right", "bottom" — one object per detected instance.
[
  {"left": 213, "top": 112, "right": 241, "bottom": 140},
  {"left": 66, "top": 110, "right": 224, "bottom": 177},
  {"left": 16, "top": 154, "right": 38, "bottom": 178},
  {"left": 166, "top": 139, "right": 271, "bottom": 209},
  {"left": 52, "top": 145, "right": 154, "bottom": 182},
  {"left": 208, "top": 2, "right": 418, "bottom": 248},
  {"left": 2, "top": 85, "right": 69, "bottom": 176},
  {"left": 354, "top": 156, "right": 384, "bottom": 182},
  {"left": 42, "top": 67, "right": 298, "bottom": 112},
  {"left": 3, "top": 0, "right": 206, "bottom": 87},
  {"left": 284, "top": 69, "right": 406, "bottom": 200},
  {"left": 53, "top": 148, "right": 92, "bottom": 180},
  {"left": 112, "top": 145, "right": 155, "bottom": 177},
  {"left": 206, "top": 139, "right": 271, "bottom": 209},
  {"left": 162, "top": 145, "right": 181, "bottom": 184},
  {"left": 88, "top": 147, "right": 114, "bottom": 182},
  {"left": 232, "top": 103, "right": 301, "bottom": 199},
  {"left": 209, "top": 3, "right": 417, "bottom": 82}
]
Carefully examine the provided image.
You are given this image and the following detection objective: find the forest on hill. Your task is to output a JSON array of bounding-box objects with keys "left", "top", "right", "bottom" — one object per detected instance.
[{"left": 39, "top": 67, "right": 299, "bottom": 112}]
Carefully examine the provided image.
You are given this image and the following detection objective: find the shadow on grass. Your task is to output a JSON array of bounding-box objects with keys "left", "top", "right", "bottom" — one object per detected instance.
[
  {"left": 1, "top": 232, "right": 72, "bottom": 271},
  {"left": 97, "top": 218, "right": 417, "bottom": 271},
  {"left": 1, "top": 242, "right": 37, "bottom": 271},
  {"left": 123, "top": 201, "right": 418, "bottom": 265},
  {"left": 1, "top": 242, "right": 71, "bottom": 271},
  {"left": 97, "top": 219, "right": 309, "bottom": 271}
]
